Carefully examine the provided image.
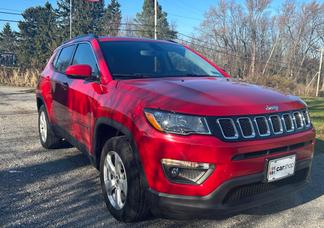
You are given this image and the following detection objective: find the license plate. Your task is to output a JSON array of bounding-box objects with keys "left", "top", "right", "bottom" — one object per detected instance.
[{"left": 267, "top": 155, "right": 296, "bottom": 182}]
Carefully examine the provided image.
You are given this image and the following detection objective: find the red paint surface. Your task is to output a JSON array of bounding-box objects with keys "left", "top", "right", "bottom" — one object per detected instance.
[{"left": 36, "top": 36, "right": 315, "bottom": 197}]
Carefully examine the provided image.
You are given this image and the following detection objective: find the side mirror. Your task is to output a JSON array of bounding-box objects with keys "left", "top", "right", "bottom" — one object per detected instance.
[{"left": 66, "top": 64, "right": 92, "bottom": 78}]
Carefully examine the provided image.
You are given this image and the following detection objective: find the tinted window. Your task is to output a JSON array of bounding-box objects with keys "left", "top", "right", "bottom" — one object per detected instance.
[
  {"left": 99, "top": 41, "right": 223, "bottom": 79},
  {"left": 55, "top": 45, "right": 75, "bottom": 73},
  {"left": 52, "top": 50, "right": 60, "bottom": 66},
  {"left": 72, "top": 43, "right": 99, "bottom": 76}
]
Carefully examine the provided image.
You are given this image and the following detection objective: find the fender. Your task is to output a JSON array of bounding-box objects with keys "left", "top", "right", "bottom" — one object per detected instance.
[
  {"left": 93, "top": 117, "right": 149, "bottom": 187},
  {"left": 36, "top": 94, "right": 46, "bottom": 111}
]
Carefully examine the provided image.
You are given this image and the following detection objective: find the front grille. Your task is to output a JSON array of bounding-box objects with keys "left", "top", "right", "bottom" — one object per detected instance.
[
  {"left": 282, "top": 113, "right": 294, "bottom": 132},
  {"left": 223, "top": 168, "right": 309, "bottom": 205},
  {"left": 217, "top": 118, "right": 238, "bottom": 139},
  {"left": 207, "top": 109, "right": 312, "bottom": 141},
  {"left": 293, "top": 111, "right": 304, "bottom": 129},
  {"left": 302, "top": 110, "right": 311, "bottom": 127},
  {"left": 237, "top": 118, "right": 254, "bottom": 138},
  {"left": 254, "top": 116, "right": 270, "bottom": 136},
  {"left": 269, "top": 115, "right": 283, "bottom": 134}
]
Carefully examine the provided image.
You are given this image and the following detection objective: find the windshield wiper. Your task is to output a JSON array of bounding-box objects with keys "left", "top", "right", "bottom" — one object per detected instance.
[{"left": 168, "top": 74, "right": 212, "bottom": 77}]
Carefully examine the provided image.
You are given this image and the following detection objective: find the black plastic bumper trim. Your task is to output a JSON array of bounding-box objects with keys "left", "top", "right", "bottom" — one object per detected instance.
[{"left": 148, "top": 158, "right": 312, "bottom": 218}]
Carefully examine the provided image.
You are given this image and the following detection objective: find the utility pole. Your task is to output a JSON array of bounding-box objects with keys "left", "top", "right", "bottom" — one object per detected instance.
[
  {"left": 154, "top": 0, "right": 157, "bottom": 40},
  {"left": 70, "top": 0, "right": 72, "bottom": 39},
  {"left": 316, "top": 48, "right": 323, "bottom": 97}
]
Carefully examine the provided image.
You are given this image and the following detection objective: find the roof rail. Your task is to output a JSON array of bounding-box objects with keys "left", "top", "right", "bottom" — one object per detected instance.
[
  {"left": 63, "top": 34, "right": 97, "bottom": 44},
  {"left": 166, "top": 39, "right": 178, "bottom": 43}
]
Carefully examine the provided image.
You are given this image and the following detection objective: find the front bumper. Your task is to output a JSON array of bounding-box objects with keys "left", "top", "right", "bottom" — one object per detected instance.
[
  {"left": 148, "top": 158, "right": 311, "bottom": 218},
  {"left": 136, "top": 125, "right": 315, "bottom": 196}
]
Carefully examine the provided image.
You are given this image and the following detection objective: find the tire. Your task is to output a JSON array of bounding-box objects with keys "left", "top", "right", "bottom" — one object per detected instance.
[
  {"left": 38, "top": 105, "right": 62, "bottom": 149},
  {"left": 100, "top": 136, "right": 149, "bottom": 222}
]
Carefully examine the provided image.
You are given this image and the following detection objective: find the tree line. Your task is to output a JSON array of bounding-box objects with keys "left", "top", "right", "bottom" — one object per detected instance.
[
  {"left": 0, "top": 0, "right": 323, "bottom": 94},
  {"left": 0, "top": 0, "right": 176, "bottom": 69},
  {"left": 187, "top": 0, "right": 324, "bottom": 92}
]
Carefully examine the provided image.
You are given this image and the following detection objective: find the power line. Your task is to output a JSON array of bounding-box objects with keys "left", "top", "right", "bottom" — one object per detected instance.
[
  {"left": 0, "top": 19, "right": 20, "bottom": 23},
  {"left": 0, "top": 11, "right": 22, "bottom": 16},
  {"left": 0, "top": 15, "right": 319, "bottom": 74},
  {"left": 167, "top": 13, "right": 202, "bottom": 21},
  {"left": 174, "top": 35, "right": 314, "bottom": 74},
  {"left": 0, "top": 8, "right": 22, "bottom": 13}
]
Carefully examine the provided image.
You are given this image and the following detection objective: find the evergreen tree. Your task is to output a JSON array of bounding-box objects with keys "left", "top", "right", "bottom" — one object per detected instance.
[
  {"left": 57, "top": 0, "right": 105, "bottom": 40},
  {"left": 102, "top": 0, "right": 122, "bottom": 36},
  {"left": 18, "top": 2, "right": 59, "bottom": 68},
  {"left": 135, "top": 0, "right": 176, "bottom": 39},
  {"left": 0, "top": 23, "right": 18, "bottom": 52}
]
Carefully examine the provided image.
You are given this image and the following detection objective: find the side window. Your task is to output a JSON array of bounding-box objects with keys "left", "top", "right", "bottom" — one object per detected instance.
[
  {"left": 52, "top": 50, "right": 60, "bottom": 67},
  {"left": 55, "top": 45, "right": 75, "bottom": 73},
  {"left": 72, "top": 43, "right": 99, "bottom": 76}
]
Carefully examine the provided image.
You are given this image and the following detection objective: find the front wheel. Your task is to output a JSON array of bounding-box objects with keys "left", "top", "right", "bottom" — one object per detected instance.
[{"left": 100, "top": 136, "right": 149, "bottom": 222}]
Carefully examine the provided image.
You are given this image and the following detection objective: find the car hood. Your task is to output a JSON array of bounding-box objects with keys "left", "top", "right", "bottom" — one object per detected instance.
[{"left": 117, "top": 77, "right": 305, "bottom": 116}]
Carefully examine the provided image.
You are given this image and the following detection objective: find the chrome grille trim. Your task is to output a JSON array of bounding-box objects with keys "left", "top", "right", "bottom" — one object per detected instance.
[
  {"left": 282, "top": 113, "right": 294, "bottom": 132},
  {"left": 212, "top": 109, "right": 311, "bottom": 141},
  {"left": 269, "top": 115, "right": 283, "bottom": 134},
  {"left": 216, "top": 118, "right": 239, "bottom": 140},
  {"left": 237, "top": 117, "right": 255, "bottom": 138},
  {"left": 302, "top": 110, "right": 311, "bottom": 127},
  {"left": 254, "top": 116, "right": 271, "bottom": 137},
  {"left": 293, "top": 111, "right": 304, "bottom": 130}
]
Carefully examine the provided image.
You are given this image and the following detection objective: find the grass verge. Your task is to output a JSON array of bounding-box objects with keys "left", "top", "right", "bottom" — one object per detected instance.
[{"left": 303, "top": 97, "right": 324, "bottom": 154}]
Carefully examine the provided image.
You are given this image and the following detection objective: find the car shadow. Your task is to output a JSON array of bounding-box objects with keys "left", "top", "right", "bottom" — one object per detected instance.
[{"left": 1, "top": 139, "right": 323, "bottom": 227}]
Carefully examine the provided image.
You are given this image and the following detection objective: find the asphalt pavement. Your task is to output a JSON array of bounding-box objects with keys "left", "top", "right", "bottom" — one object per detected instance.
[{"left": 0, "top": 86, "right": 323, "bottom": 227}]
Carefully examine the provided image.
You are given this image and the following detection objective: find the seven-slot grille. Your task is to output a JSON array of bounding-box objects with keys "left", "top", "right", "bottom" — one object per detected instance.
[{"left": 207, "top": 109, "right": 312, "bottom": 141}]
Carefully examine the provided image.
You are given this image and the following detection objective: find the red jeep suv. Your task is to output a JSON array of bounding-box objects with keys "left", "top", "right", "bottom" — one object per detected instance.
[{"left": 36, "top": 34, "right": 315, "bottom": 222}]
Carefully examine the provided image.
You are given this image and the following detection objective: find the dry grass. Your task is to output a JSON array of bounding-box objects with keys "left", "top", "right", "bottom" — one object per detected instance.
[
  {"left": 0, "top": 67, "right": 39, "bottom": 88},
  {"left": 247, "top": 74, "right": 316, "bottom": 97}
]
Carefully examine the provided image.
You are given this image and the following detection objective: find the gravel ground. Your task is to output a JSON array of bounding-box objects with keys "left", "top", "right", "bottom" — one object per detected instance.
[{"left": 0, "top": 86, "right": 323, "bottom": 228}]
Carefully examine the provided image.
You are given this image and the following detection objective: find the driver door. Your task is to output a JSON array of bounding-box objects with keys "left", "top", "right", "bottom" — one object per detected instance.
[{"left": 67, "top": 43, "right": 100, "bottom": 151}]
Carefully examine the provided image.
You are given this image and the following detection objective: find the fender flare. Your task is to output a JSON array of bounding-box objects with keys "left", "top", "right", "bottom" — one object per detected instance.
[
  {"left": 36, "top": 94, "right": 47, "bottom": 111},
  {"left": 92, "top": 117, "right": 149, "bottom": 187}
]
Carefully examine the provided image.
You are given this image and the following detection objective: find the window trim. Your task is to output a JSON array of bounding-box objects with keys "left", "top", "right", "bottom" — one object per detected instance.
[
  {"left": 71, "top": 42, "right": 101, "bottom": 78},
  {"left": 51, "top": 49, "right": 61, "bottom": 69},
  {"left": 53, "top": 44, "right": 77, "bottom": 74}
]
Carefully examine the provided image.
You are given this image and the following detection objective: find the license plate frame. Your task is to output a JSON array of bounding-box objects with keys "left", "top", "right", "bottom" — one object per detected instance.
[{"left": 266, "top": 154, "right": 296, "bottom": 183}]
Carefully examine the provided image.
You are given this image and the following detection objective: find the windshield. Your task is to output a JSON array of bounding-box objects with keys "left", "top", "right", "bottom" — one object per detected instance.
[{"left": 99, "top": 41, "right": 224, "bottom": 79}]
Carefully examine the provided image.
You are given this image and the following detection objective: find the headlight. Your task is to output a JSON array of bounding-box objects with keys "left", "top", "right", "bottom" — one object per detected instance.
[{"left": 144, "top": 109, "right": 211, "bottom": 135}]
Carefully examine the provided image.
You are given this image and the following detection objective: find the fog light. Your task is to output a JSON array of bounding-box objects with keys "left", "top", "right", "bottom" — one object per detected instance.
[
  {"left": 170, "top": 167, "right": 179, "bottom": 178},
  {"left": 161, "top": 159, "right": 214, "bottom": 185}
]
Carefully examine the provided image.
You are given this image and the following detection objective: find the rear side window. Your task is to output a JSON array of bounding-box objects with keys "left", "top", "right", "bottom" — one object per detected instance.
[
  {"left": 55, "top": 45, "right": 75, "bottom": 73},
  {"left": 52, "top": 50, "right": 60, "bottom": 67},
  {"left": 72, "top": 43, "right": 99, "bottom": 76}
]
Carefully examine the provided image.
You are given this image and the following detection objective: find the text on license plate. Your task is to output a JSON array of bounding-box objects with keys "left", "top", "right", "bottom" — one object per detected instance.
[{"left": 267, "top": 155, "right": 296, "bottom": 182}]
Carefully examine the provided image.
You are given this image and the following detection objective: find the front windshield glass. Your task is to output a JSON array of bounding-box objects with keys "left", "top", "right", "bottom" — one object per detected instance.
[{"left": 99, "top": 41, "right": 224, "bottom": 79}]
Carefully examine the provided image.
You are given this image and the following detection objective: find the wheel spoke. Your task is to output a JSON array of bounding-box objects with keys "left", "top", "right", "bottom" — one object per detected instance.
[
  {"left": 116, "top": 187, "right": 123, "bottom": 208},
  {"left": 103, "top": 151, "right": 128, "bottom": 210},
  {"left": 120, "top": 179, "right": 127, "bottom": 195},
  {"left": 105, "top": 154, "right": 116, "bottom": 175},
  {"left": 105, "top": 179, "right": 116, "bottom": 193},
  {"left": 116, "top": 157, "right": 122, "bottom": 176},
  {"left": 39, "top": 111, "right": 47, "bottom": 142}
]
